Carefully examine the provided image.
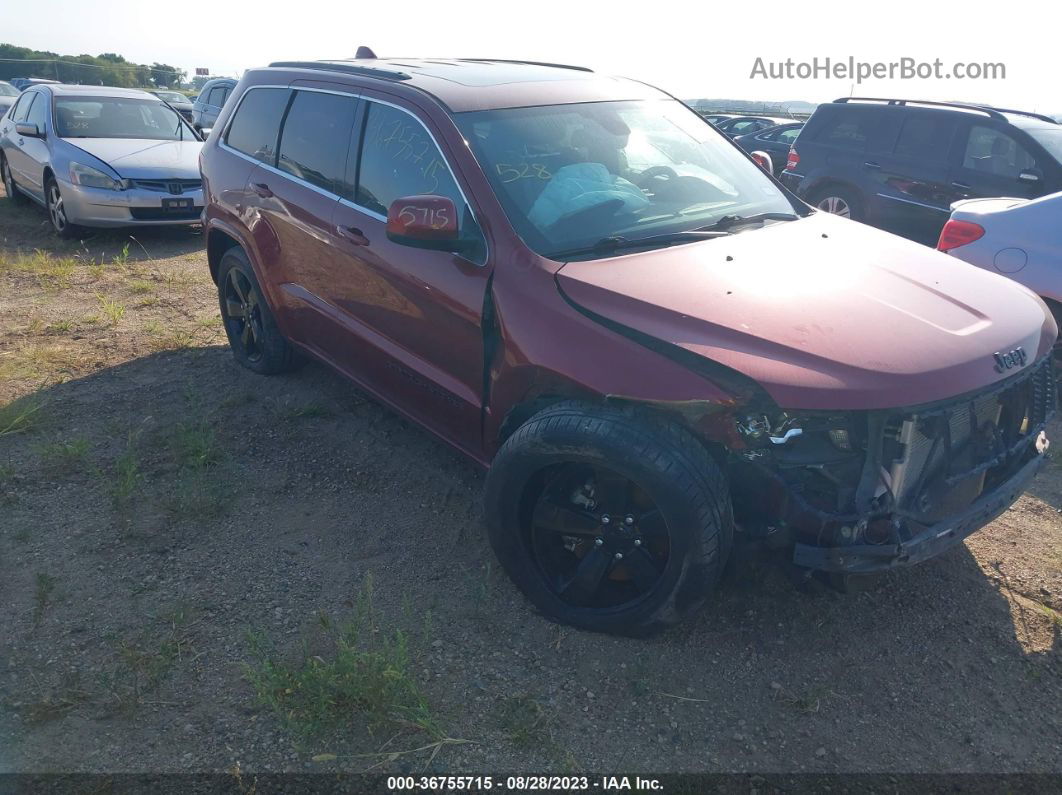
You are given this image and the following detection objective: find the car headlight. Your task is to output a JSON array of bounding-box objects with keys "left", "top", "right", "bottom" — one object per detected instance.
[{"left": 69, "top": 162, "right": 124, "bottom": 191}]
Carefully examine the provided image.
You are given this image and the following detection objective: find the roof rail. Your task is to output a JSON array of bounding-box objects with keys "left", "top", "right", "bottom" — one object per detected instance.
[
  {"left": 833, "top": 97, "right": 1057, "bottom": 124},
  {"left": 457, "top": 58, "right": 593, "bottom": 73},
  {"left": 268, "top": 60, "right": 411, "bottom": 81}
]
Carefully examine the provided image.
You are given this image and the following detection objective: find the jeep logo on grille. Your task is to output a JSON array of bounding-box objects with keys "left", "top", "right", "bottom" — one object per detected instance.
[{"left": 993, "top": 347, "right": 1028, "bottom": 372}]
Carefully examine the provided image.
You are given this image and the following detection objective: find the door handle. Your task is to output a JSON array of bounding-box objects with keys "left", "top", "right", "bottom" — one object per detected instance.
[
  {"left": 251, "top": 182, "right": 273, "bottom": 198},
  {"left": 338, "top": 226, "right": 370, "bottom": 246},
  {"left": 863, "top": 161, "right": 881, "bottom": 169},
  {"left": 951, "top": 181, "right": 972, "bottom": 191}
]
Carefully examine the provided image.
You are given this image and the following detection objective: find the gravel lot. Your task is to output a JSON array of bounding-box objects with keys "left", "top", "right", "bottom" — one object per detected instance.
[{"left": 1, "top": 186, "right": 1060, "bottom": 776}]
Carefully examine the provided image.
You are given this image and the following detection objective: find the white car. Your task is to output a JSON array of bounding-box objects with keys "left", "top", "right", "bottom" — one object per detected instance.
[{"left": 938, "top": 190, "right": 1062, "bottom": 323}]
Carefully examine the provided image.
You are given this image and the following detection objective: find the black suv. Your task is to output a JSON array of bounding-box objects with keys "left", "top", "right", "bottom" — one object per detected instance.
[{"left": 780, "top": 97, "right": 1062, "bottom": 244}]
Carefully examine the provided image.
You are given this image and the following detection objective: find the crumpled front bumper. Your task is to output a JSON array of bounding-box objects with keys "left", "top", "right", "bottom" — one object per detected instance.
[
  {"left": 792, "top": 452, "right": 1045, "bottom": 574},
  {"left": 60, "top": 178, "right": 203, "bottom": 228}
]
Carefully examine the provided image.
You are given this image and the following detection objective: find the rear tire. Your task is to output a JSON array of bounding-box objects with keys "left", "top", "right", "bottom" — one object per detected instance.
[
  {"left": 1, "top": 154, "right": 27, "bottom": 205},
  {"left": 217, "top": 247, "right": 302, "bottom": 375},
  {"left": 484, "top": 401, "right": 733, "bottom": 636},
  {"left": 809, "top": 184, "right": 865, "bottom": 222}
]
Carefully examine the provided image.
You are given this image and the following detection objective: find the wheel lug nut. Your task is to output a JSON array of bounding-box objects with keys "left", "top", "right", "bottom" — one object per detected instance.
[
  {"left": 601, "top": 515, "right": 611, "bottom": 525},
  {"left": 634, "top": 539, "right": 642, "bottom": 546},
  {"left": 625, "top": 515, "right": 634, "bottom": 525},
  {"left": 614, "top": 552, "right": 623, "bottom": 560},
  {"left": 594, "top": 538, "right": 604, "bottom": 546}
]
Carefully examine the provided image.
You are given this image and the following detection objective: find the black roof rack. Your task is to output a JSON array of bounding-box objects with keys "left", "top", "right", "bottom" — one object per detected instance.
[
  {"left": 834, "top": 97, "right": 1056, "bottom": 124},
  {"left": 268, "top": 60, "right": 411, "bottom": 81},
  {"left": 457, "top": 58, "right": 593, "bottom": 73}
]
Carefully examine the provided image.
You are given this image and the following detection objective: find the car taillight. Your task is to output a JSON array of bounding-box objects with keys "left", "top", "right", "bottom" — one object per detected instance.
[
  {"left": 937, "top": 219, "right": 985, "bottom": 252},
  {"left": 785, "top": 148, "right": 799, "bottom": 170}
]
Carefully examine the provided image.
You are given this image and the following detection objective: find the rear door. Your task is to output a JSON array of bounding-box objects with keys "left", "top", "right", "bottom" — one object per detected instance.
[
  {"left": 327, "top": 98, "right": 491, "bottom": 455},
  {"left": 873, "top": 110, "right": 960, "bottom": 243},
  {"left": 949, "top": 121, "right": 1050, "bottom": 203}
]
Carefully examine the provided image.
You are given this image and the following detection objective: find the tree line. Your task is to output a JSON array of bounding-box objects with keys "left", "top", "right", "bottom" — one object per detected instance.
[{"left": 0, "top": 43, "right": 186, "bottom": 88}]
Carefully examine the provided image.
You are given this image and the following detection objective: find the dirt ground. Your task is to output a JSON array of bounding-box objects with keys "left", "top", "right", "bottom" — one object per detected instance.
[{"left": 1, "top": 185, "right": 1060, "bottom": 777}]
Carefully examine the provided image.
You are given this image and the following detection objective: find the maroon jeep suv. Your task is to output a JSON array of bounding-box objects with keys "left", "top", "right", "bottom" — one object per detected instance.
[{"left": 199, "top": 54, "right": 1056, "bottom": 635}]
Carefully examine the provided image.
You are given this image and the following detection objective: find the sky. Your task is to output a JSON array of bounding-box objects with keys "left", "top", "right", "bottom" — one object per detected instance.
[{"left": 3, "top": 0, "right": 1057, "bottom": 112}]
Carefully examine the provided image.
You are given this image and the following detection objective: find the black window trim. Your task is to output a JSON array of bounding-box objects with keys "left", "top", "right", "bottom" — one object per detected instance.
[
  {"left": 222, "top": 86, "right": 293, "bottom": 168},
  {"left": 218, "top": 83, "right": 488, "bottom": 266}
]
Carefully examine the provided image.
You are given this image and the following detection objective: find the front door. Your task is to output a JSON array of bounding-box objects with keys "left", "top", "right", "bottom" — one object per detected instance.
[
  {"left": 949, "top": 122, "right": 1048, "bottom": 203},
  {"left": 326, "top": 98, "right": 491, "bottom": 455}
]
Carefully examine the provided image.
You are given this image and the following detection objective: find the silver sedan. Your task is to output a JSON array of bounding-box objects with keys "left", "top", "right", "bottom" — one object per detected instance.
[{"left": 0, "top": 84, "right": 203, "bottom": 238}]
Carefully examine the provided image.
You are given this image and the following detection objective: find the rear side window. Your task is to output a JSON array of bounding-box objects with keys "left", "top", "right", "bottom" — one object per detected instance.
[
  {"left": 820, "top": 112, "right": 870, "bottom": 149},
  {"left": 777, "top": 127, "right": 801, "bottom": 144},
  {"left": 355, "top": 101, "right": 463, "bottom": 214},
  {"left": 226, "top": 88, "right": 290, "bottom": 164},
  {"left": 277, "top": 90, "right": 357, "bottom": 196},
  {"left": 962, "top": 125, "right": 1037, "bottom": 178},
  {"left": 893, "top": 115, "right": 953, "bottom": 159}
]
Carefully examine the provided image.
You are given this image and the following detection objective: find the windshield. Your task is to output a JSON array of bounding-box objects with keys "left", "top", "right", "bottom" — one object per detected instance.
[
  {"left": 1027, "top": 127, "right": 1062, "bottom": 162},
  {"left": 55, "top": 97, "right": 194, "bottom": 140},
  {"left": 0, "top": 82, "right": 18, "bottom": 97},
  {"left": 456, "top": 99, "right": 800, "bottom": 259},
  {"left": 154, "top": 91, "right": 187, "bottom": 104}
]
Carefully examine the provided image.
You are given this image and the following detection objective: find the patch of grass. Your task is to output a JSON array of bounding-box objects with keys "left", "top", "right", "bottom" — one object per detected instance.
[
  {"left": 157, "top": 269, "right": 197, "bottom": 288},
  {"left": 0, "top": 249, "right": 77, "bottom": 289},
  {"left": 195, "top": 314, "right": 222, "bottom": 329},
  {"left": 268, "top": 396, "right": 334, "bottom": 421},
  {"left": 244, "top": 581, "right": 438, "bottom": 741},
  {"left": 100, "top": 605, "right": 200, "bottom": 711},
  {"left": 33, "top": 572, "right": 58, "bottom": 626},
  {"left": 96, "top": 293, "right": 126, "bottom": 326},
  {"left": 23, "top": 671, "right": 91, "bottom": 725},
  {"left": 0, "top": 343, "right": 84, "bottom": 381},
  {"left": 137, "top": 294, "right": 162, "bottom": 307},
  {"left": 45, "top": 319, "right": 73, "bottom": 334},
  {"left": 128, "top": 279, "right": 154, "bottom": 294},
  {"left": 88, "top": 263, "right": 106, "bottom": 281},
  {"left": 112, "top": 242, "right": 131, "bottom": 268},
  {"left": 499, "top": 694, "right": 555, "bottom": 748},
  {"left": 170, "top": 422, "right": 222, "bottom": 470},
  {"left": 107, "top": 431, "right": 143, "bottom": 508},
  {"left": 0, "top": 394, "right": 46, "bottom": 437},
  {"left": 38, "top": 437, "right": 90, "bottom": 473},
  {"left": 149, "top": 329, "right": 197, "bottom": 351}
]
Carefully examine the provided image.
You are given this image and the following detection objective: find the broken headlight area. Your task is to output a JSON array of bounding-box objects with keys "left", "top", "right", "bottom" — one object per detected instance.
[{"left": 727, "top": 356, "right": 1056, "bottom": 567}]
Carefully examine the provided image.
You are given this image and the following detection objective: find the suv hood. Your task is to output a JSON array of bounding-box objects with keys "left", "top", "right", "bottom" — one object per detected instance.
[
  {"left": 556, "top": 213, "right": 1055, "bottom": 410},
  {"left": 66, "top": 138, "right": 202, "bottom": 180}
]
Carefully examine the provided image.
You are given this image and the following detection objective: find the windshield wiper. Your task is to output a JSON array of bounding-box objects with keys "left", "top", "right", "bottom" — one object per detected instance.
[
  {"left": 700, "top": 212, "right": 800, "bottom": 232},
  {"left": 547, "top": 230, "right": 730, "bottom": 260}
]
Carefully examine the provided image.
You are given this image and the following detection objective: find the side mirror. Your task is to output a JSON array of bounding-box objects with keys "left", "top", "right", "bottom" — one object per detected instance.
[
  {"left": 750, "top": 150, "right": 773, "bottom": 172},
  {"left": 1018, "top": 169, "right": 1041, "bottom": 183},
  {"left": 386, "top": 195, "right": 464, "bottom": 252},
  {"left": 15, "top": 121, "right": 42, "bottom": 138}
]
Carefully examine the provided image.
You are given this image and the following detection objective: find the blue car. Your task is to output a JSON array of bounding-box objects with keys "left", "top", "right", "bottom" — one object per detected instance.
[{"left": 1, "top": 84, "right": 203, "bottom": 237}]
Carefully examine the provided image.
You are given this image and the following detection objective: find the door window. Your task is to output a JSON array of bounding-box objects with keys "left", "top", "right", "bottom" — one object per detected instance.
[
  {"left": 276, "top": 89, "right": 357, "bottom": 196},
  {"left": 893, "top": 115, "right": 954, "bottom": 159},
  {"left": 962, "top": 125, "right": 1037, "bottom": 178},
  {"left": 225, "top": 87, "right": 290, "bottom": 164},
  {"left": 25, "top": 92, "right": 49, "bottom": 132},
  {"left": 355, "top": 102, "right": 464, "bottom": 214},
  {"left": 11, "top": 92, "right": 36, "bottom": 123}
]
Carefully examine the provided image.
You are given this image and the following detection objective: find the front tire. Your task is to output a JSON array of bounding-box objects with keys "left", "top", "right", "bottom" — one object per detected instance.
[
  {"left": 46, "top": 177, "right": 82, "bottom": 239},
  {"left": 217, "top": 247, "right": 302, "bottom": 375},
  {"left": 484, "top": 402, "right": 733, "bottom": 636}
]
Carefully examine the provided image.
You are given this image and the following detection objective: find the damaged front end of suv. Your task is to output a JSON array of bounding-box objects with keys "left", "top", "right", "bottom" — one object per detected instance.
[{"left": 726, "top": 355, "right": 1055, "bottom": 574}]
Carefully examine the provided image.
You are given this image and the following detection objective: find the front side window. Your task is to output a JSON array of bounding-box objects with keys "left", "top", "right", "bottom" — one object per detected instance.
[
  {"left": 819, "top": 112, "right": 870, "bottom": 149},
  {"left": 962, "top": 125, "right": 1036, "bottom": 178},
  {"left": 25, "top": 91, "right": 49, "bottom": 132},
  {"left": 11, "top": 92, "right": 34, "bottom": 122},
  {"left": 54, "top": 97, "right": 194, "bottom": 140},
  {"left": 277, "top": 89, "right": 357, "bottom": 196},
  {"left": 226, "top": 87, "right": 290, "bottom": 165},
  {"left": 456, "top": 98, "right": 798, "bottom": 259},
  {"left": 355, "top": 101, "right": 464, "bottom": 215}
]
